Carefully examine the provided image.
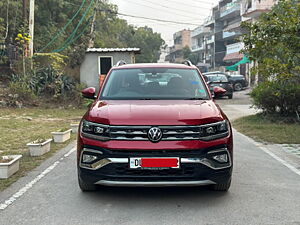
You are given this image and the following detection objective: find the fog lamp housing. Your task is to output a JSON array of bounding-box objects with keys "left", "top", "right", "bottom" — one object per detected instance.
[
  {"left": 212, "top": 154, "right": 228, "bottom": 163},
  {"left": 82, "top": 154, "right": 98, "bottom": 163}
]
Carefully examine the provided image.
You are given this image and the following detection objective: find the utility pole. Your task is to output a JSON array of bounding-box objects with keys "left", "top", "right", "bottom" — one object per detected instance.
[
  {"left": 28, "top": 0, "right": 35, "bottom": 57},
  {"left": 88, "top": 0, "right": 99, "bottom": 48},
  {"left": 23, "top": 0, "right": 28, "bottom": 22}
]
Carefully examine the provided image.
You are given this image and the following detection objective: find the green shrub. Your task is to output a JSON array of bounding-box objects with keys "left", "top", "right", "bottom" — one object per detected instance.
[
  {"left": 8, "top": 81, "right": 36, "bottom": 105},
  {"left": 251, "top": 81, "right": 300, "bottom": 116},
  {"left": 33, "top": 53, "right": 68, "bottom": 75},
  {"left": 12, "top": 66, "right": 76, "bottom": 98},
  {"left": 66, "top": 83, "right": 86, "bottom": 106}
]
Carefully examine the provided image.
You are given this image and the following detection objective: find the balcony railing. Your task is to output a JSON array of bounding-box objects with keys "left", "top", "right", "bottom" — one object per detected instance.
[
  {"left": 223, "top": 30, "right": 241, "bottom": 39},
  {"left": 206, "top": 35, "right": 215, "bottom": 44},
  {"left": 191, "top": 45, "right": 204, "bottom": 52},
  {"left": 226, "top": 42, "right": 244, "bottom": 54},
  {"left": 241, "top": 0, "right": 274, "bottom": 18},
  {"left": 204, "top": 15, "right": 215, "bottom": 26},
  {"left": 191, "top": 26, "right": 211, "bottom": 38},
  {"left": 220, "top": 0, "right": 241, "bottom": 18}
]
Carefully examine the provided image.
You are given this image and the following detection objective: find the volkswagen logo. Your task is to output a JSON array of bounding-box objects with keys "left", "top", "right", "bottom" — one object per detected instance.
[{"left": 148, "top": 127, "right": 163, "bottom": 143}]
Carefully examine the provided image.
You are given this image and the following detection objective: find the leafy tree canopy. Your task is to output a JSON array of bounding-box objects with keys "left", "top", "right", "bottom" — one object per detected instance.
[
  {"left": 0, "top": 0, "right": 165, "bottom": 65},
  {"left": 242, "top": 0, "right": 300, "bottom": 116},
  {"left": 241, "top": 0, "right": 300, "bottom": 82}
]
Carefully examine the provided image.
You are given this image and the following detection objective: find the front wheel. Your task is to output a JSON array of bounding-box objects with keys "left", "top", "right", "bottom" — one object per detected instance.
[
  {"left": 78, "top": 176, "right": 97, "bottom": 192},
  {"left": 234, "top": 83, "right": 243, "bottom": 91},
  {"left": 211, "top": 179, "right": 231, "bottom": 191},
  {"left": 228, "top": 94, "right": 233, "bottom": 99}
]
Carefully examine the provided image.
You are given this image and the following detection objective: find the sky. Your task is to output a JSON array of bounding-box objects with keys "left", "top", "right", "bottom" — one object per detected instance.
[{"left": 109, "top": 0, "right": 220, "bottom": 46}]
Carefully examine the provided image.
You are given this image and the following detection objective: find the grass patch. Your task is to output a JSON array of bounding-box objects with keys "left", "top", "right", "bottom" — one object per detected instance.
[
  {"left": 0, "top": 107, "right": 86, "bottom": 191},
  {"left": 233, "top": 114, "right": 300, "bottom": 144}
]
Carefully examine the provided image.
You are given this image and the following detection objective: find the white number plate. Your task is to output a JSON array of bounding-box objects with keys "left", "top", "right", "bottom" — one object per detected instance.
[{"left": 129, "top": 157, "right": 180, "bottom": 169}]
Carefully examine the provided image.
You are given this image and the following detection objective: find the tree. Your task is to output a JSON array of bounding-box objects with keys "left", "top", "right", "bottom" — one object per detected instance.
[
  {"left": 132, "top": 27, "right": 165, "bottom": 63},
  {"left": 241, "top": 0, "right": 300, "bottom": 116},
  {"left": 0, "top": 0, "right": 165, "bottom": 68},
  {"left": 182, "top": 46, "right": 191, "bottom": 60},
  {"left": 242, "top": 0, "right": 300, "bottom": 82}
]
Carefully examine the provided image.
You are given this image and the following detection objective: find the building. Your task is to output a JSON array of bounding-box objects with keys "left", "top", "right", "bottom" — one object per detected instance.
[
  {"left": 190, "top": 25, "right": 213, "bottom": 71},
  {"left": 241, "top": 0, "right": 275, "bottom": 22},
  {"left": 203, "top": 15, "right": 216, "bottom": 69},
  {"left": 167, "top": 29, "right": 191, "bottom": 63},
  {"left": 213, "top": 0, "right": 243, "bottom": 70},
  {"left": 80, "top": 48, "right": 140, "bottom": 90},
  {"left": 158, "top": 46, "right": 170, "bottom": 63}
]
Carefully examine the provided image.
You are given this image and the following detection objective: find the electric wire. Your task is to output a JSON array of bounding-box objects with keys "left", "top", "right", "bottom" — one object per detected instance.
[
  {"left": 52, "top": 0, "right": 95, "bottom": 53},
  {"left": 142, "top": 0, "right": 206, "bottom": 16},
  {"left": 124, "top": 0, "right": 207, "bottom": 20},
  {"left": 53, "top": 16, "right": 93, "bottom": 53},
  {"left": 38, "top": 0, "right": 87, "bottom": 53},
  {"left": 107, "top": 10, "right": 203, "bottom": 26},
  {"left": 169, "top": 0, "right": 216, "bottom": 6}
]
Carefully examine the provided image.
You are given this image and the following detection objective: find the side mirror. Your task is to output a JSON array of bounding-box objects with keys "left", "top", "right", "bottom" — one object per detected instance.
[
  {"left": 82, "top": 87, "right": 96, "bottom": 99},
  {"left": 213, "top": 86, "right": 226, "bottom": 97}
]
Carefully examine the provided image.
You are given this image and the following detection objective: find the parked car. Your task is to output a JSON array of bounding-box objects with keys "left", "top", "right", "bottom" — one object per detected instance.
[
  {"left": 226, "top": 74, "right": 248, "bottom": 91},
  {"left": 203, "top": 73, "right": 234, "bottom": 99},
  {"left": 78, "top": 62, "right": 233, "bottom": 192},
  {"left": 204, "top": 71, "right": 248, "bottom": 91}
]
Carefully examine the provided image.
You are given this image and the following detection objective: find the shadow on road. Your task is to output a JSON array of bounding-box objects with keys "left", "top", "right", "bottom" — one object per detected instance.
[{"left": 80, "top": 186, "right": 231, "bottom": 204}]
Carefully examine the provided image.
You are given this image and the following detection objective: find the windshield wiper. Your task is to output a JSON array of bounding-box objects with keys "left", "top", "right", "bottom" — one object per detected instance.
[
  {"left": 184, "top": 97, "right": 206, "bottom": 100},
  {"left": 137, "top": 98, "right": 157, "bottom": 100}
]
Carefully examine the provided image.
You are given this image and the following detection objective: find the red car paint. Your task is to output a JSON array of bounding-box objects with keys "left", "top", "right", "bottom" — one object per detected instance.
[
  {"left": 77, "top": 63, "right": 233, "bottom": 191},
  {"left": 78, "top": 64, "right": 232, "bottom": 158}
]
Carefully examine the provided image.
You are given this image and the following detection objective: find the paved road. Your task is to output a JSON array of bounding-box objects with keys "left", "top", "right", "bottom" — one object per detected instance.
[{"left": 0, "top": 91, "right": 299, "bottom": 225}]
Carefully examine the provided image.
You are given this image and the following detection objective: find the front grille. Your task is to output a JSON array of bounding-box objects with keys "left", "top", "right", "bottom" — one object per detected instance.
[
  {"left": 100, "top": 164, "right": 198, "bottom": 181},
  {"left": 109, "top": 125, "right": 201, "bottom": 141},
  {"left": 114, "top": 165, "right": 195, "bottom": 177}
]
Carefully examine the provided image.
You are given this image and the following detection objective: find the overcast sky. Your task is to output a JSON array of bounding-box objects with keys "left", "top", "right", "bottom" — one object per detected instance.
[{"left": 109, "top": 0, "right": 220, "bottom": 46}]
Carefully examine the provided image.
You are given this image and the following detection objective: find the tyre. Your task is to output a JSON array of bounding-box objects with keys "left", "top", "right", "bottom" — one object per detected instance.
[
  {"left": 228, "top": 94, "right": 233, "bottom": 99},
  {"left": 211, "top": 179, "right": 231, "bottom": 191},
  {"left": 234, "top": 83, "right": 242, "bottom": 91},
  {"left": 78, "top": 176, "right": 97, "bottom": 192}
]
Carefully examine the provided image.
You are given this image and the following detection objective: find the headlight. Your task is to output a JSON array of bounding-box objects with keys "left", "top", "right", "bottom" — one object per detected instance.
[
  {"left": 199, "top": 120, "right": 229, "bottom": 141},
  {"left": 81, "top": 120, "right": 110, "bottom": 141}
]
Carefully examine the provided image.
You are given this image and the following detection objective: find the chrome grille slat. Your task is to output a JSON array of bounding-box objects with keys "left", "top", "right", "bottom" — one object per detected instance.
[
  {"left": 110, "top": 131, "right": 147, "bottom": 135},
  {"left": 163, "top": 131, "right": 200, "bottom": 135},
  {"left": 113, "top": 136, "right": 148, "bottom": 140},
  {"left": 109, "top": 125, "right": 201, "bottom": 141}
]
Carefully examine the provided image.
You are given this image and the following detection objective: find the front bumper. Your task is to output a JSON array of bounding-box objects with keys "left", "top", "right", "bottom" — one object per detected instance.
[{"left": 78, "top": 145, "right": 232, "bottom": 187}]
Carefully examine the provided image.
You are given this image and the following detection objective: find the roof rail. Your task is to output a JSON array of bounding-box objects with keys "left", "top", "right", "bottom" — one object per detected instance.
[
  {"left": 183, "top": 60, "right": 193, "bottom": 66},
  {"left": 115, "top": 60, "right": 127, "bottom": 67}
]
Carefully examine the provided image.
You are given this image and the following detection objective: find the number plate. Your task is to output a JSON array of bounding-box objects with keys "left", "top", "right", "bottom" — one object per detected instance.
[{"left": 129, "top": 158, "right": 180, "bottom": 169}]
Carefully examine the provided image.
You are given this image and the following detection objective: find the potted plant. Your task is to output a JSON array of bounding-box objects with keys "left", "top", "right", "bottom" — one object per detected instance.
[
  {"left": 70, "top": 123, "right": 79, "bottom": 134},
  {"left": 27, "top": 138, "right": 52, "bottom": 157},
  {"left": 0, "top": 155, "right": 22, "bottom": 179},
  {"left": 51, "top": 128, "right": 72, "bottom": 143}
]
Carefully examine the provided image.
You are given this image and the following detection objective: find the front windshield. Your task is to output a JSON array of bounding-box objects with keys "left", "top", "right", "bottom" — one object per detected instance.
[
  {"left": 207, "top": 74, "right": 228, "bottom": 83},
  {"left": 101, "top": 68, "right": 209, "bottom": 100}
]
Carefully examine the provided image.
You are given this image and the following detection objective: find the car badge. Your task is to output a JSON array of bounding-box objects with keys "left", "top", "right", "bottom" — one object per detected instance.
[{"left": 148, "top": 127, "right": 163, "bottom": 143}]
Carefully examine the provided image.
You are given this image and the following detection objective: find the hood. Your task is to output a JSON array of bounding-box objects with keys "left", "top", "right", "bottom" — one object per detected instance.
[{"left": 85, "top": 100, "right": 224, "bottom": 126}]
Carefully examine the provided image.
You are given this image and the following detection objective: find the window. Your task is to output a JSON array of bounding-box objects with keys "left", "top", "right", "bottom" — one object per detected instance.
[
  {"left": 207, "top": 74, "right": 229, "bottom": 82},
  {"left": 99, "top": 57, "right": 112, "bottom": 75},
  {"left": 101, "top": 68, "right": 209, "bottom": 100}
]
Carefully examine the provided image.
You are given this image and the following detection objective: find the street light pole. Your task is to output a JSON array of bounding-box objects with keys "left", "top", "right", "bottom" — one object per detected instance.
[{"left": 28, "top": 0, "right": 35, "bottom": 57}]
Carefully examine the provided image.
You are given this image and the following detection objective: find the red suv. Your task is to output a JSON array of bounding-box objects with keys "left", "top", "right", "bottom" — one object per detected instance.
[{"left": 77, "top": 62, "right": 233, "bottom": 191}]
